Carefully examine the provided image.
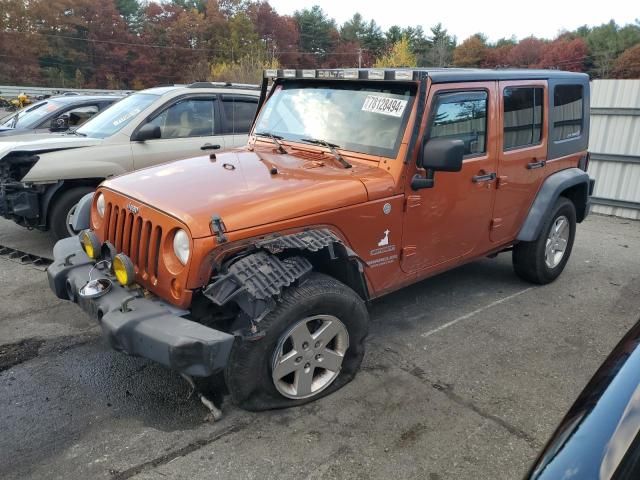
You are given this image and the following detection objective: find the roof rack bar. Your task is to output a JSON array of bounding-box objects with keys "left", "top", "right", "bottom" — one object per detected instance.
[{"left": 187, "top": 81, "right": 260, "bottom": 90}]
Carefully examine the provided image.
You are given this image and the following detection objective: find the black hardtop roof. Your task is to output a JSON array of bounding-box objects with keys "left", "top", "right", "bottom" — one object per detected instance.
[
  {"left": 424, "top": 68, "right": 588, "bottom": 83},
  {"left": 267, "top": 67, "right": 589, "bottom": 84}
]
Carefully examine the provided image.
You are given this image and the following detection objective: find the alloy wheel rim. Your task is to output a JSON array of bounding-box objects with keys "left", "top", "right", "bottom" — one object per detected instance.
[
  {"left": 65, "top": 204, "right": 79, "bottom": 236},
  {"left": 271, "top": 314, "right": 349, "bottom": 400},
  {"left": 545, "top": 215, "right": 570, "bottom": 269}
]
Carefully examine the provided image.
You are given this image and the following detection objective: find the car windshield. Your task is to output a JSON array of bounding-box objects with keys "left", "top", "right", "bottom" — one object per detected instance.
[
  {"left": 76, "top": 93, "right": 158, "bottom": 139},
  {"left": 254, "top": 81, "right": 416, "bottom": 158},
  {"left": 1, "top": 100, "right": 63, "bottom": 129}
]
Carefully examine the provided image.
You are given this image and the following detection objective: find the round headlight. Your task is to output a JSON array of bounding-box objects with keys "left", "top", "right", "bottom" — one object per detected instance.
[
  {"left": 79, "top": 230, "right": 101, "bottom": 260},
  {"left": 173, "top": 229, "right": 190, "bottom": 265},
  {"left": 112, "top": 254, "right": 135, "bottom": 287},
  {"left": 96, "top": 193, "right": 105, "bottom": 218}
]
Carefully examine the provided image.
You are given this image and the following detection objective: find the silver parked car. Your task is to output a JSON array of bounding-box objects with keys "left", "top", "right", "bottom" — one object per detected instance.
[{"left": 0, "top": 82, "right": 259, "bottom": 239}]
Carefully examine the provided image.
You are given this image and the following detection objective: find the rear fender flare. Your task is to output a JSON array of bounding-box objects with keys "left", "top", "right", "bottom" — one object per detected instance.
[{"left": 517, "top": 168, "right": 590, "bottom": 242}]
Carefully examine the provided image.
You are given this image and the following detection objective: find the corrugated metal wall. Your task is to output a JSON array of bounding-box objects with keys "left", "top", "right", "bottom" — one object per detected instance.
[{"left": 588, "top": 80, "right": 640, "bottom": 220}]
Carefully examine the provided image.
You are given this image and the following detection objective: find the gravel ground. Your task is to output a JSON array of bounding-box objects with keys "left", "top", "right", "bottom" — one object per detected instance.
[{"left": 0, "top": 214, "right": 639, "bottom": 480}]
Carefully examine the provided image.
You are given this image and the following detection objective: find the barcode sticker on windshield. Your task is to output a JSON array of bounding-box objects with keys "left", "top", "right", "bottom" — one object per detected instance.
[{"left": 362, "top": 96, "right": 407, "bottom": 117}]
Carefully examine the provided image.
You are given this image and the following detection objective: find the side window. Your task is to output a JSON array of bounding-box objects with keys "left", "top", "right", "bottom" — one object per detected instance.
[
  {"left": 503, "top": 87, "right": 543, "bottom": 150},
  {"left": 428, "top": 91, "right": 488, "bottom": 157},
  {"left": 147, "top": 98, "right": 215, "bottom": 139},
  {"left": 67, "top": 105, "right": 99, "bottom": 127},
  {"left": 221, "top": 96, "right": 258, "bottom": 134},
  {"left": 553, "top": 85, "right": 583, "bottom": 142}
]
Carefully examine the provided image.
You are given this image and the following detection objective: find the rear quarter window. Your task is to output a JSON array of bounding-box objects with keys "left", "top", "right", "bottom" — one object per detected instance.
[{"left": 553, "top": 85, "right": 583, "bottom": 142}]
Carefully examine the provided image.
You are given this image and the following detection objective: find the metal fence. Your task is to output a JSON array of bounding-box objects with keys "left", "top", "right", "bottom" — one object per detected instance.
[{"left": 589, "top": 80, "right": 640, "bottom": 220}]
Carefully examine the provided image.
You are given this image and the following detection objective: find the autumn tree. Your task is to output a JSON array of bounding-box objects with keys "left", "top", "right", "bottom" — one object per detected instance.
[
  {"left": 453, "top": 34, "right": 488, "bottom": 67},
  {"left": 247, "top": 1, "right": 300, "bottom": 66},
  {"left": 611, "top": 44, "right": 640, "bottom": 78},
  {"left": 374, "top": 36, "right": 416, "bottom": 67},
  {"left": 537, "top": 37, "right": 588, "bottom": 71},
  {"left": 507, "top": 36, "right": 546, "bottom": 67}
]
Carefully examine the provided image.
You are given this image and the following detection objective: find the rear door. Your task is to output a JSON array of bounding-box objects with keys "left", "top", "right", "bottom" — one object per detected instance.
[
  {"left": 130, "top": 96, "right": 225, "bottom": 170},
  {"left": 219, "top": 94, "right": 259, "bottom": 147},
  {"left": 491, "top": 81, "right": 548, "bottom": 243}
]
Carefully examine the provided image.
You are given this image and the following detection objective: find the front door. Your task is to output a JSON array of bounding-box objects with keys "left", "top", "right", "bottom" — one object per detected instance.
[
  {"left": 401, "top": 81, "right": 499, "bottom": 273},
  {"left": 490, "top": 81, "right": 548, "bottom": 243},
  {"left": 131, "top": 97, "right": 226, "bottom": 170}
]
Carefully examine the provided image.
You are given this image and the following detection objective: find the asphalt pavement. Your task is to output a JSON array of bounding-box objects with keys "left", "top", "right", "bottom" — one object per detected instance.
[{"left": 1, "top": 214, "right": 639, "bottom": 480}]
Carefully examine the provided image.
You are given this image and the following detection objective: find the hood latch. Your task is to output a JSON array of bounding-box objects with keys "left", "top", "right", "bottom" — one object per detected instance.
[{"left": 210, "top": 214, "right": 228, "bottom": 243}]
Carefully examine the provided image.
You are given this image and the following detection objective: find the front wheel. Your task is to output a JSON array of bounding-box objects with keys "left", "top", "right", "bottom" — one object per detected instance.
[
  {"left": 48, "top": 187, "right": 95, "bottom": 240},
  {"left": 513, "top": 197, "right": 576, "bottom": 284},
  {"left": 225, "top": 273, "right": 369, "bottom": 411}
]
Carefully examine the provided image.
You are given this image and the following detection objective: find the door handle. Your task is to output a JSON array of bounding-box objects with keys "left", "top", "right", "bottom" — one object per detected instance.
[
  {"left": 527, "top": 160, "right": 546, "bottom": 169},
  {"left": 472, "top": 172, "right": 497, "bottom": 183},
  {"left": 201, "top": 143, "right": 221, "bottom": 151}
]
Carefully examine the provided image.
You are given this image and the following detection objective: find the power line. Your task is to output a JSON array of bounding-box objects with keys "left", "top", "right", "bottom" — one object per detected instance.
[{"left": 0, "top": 30, "right": 367, "bottom": 56}]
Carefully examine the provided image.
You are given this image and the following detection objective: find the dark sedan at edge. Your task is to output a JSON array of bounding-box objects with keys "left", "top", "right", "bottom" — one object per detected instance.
[
  {"left": 0, "top": 94, "right": 122, "bottom": 137},
  {"left": 527, "top": 317, "right": 640, "bottom": 479}
]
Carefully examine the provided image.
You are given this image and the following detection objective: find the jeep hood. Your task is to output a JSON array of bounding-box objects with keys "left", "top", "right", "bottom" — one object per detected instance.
[
  {"left": 102, "top": 148, "right": 394, "bottom": 238},
  {"left": 0, "top": 133, "right": 103, "bottom": 160}
]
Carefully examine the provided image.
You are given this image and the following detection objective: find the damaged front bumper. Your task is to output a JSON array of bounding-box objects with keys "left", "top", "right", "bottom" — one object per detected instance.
[
  {"left": 47, "top": 237, "right": 234, "bottom": 377},
  {"left": 0, "top": 180, "right": 42, "bottom": 225}
]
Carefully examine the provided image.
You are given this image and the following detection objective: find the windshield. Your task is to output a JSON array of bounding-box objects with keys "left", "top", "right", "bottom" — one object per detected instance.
[
  {"left": 1, "top": 100, "right": 62, "bottom": 129},
  {"left": 76, "top": 93, "right": 158, "bottom": 139},
  {"left": 254, "top": 81, "right": 415, "bottom": 158}
]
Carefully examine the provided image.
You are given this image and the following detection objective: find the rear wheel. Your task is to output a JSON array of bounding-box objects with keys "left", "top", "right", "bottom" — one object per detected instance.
[
  {"left": 225, "top": 273, "right": 368, "bottom": 411},
  {"left": 513, "top": 197, "right": 576, "bottom": 284},
  {"left": 49, "top": 187, "right": 95, "bottom": 240}
]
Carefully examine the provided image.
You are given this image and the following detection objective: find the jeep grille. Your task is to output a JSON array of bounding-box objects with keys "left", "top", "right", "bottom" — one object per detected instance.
[{"left": 104, "top": 202, "right": 163, "bottom": 282}]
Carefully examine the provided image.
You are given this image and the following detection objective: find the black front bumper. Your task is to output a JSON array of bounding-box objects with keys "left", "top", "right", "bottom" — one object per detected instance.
[{"left": 47, "top": 237, "right": 234, "bottom": 377}]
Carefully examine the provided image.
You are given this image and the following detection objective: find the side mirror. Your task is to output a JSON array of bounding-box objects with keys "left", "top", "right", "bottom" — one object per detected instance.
[
  {"left": 412, "top": 138, "right": 465, "bottom": 190},
  {"left": 133, "top": 124, "right": 161, "bottom": 142},
  {"left": 419, "top": 138, "right": 465, "bottom": 171},
  {"left": 50, "top": 114, "right": 70, "bottom": 131}
]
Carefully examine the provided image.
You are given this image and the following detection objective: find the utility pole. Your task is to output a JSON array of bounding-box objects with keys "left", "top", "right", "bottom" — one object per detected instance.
[{"left": 358, "top": 48, "right": 362, "bottom": 68}]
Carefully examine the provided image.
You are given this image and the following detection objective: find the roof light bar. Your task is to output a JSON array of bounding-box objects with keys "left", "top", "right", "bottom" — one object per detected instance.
[
  {"left": 394, "top": 70, "right": 413, "bottom": 80},
  {"left": 263, "top": 68, "right": 422, "bottom": 81}
]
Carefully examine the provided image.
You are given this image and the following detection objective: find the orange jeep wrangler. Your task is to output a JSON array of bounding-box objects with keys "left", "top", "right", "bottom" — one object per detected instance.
[{"left": 48, "top": 68, "right": 594, "bottom": 411}]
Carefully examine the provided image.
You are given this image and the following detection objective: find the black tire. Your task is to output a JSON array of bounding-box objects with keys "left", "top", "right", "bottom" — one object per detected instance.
[
  {"left": 48, "top": 187, "right": 95, "bottom": 240},
  {"left": 513, "top": 197, "right": 576, "bottom": 284},
  {"left": 225, "top": 272, "right": 369, "bottom": 411}
]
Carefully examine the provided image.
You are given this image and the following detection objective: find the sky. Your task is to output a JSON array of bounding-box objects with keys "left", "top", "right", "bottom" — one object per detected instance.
[{"left": 267, "top": 0, "right": 639, "bottom": 42}]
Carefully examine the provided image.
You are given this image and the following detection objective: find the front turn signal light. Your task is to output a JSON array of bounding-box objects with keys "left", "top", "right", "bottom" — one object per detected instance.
[
  {"left": 79, "top": 230, "right": 101, "bottom": 259},
  {"left": 112, "top": 253, "right": 136, "bottom": 287}
]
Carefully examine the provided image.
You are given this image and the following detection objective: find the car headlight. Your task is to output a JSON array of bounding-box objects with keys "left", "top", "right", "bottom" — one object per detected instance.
[
  {"left": 96, "top": 193, "right": 105, "bottom": 218},
  {"left": 173, "top": 229, "right": 190, "bottom": 265},
  {"left": 112, "top": 253, "right": 135, "bottom": 286},
  {"left": 79, "top": 230, "right": 100, "bottom": 259}
]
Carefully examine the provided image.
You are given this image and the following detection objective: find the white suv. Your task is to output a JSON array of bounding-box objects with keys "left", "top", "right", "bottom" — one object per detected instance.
[{"left": 0, "top": 82, "right": 259, "bottom": 239}]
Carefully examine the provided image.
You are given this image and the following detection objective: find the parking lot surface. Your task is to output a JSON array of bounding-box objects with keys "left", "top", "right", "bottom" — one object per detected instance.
[{"left": 1, "top": 214, "right": 639, "bottom": 480}]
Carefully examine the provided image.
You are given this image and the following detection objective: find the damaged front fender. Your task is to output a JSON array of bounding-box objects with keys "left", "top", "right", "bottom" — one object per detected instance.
[{"left": 201, "top": 228, "right": 369, "bottom": 335}]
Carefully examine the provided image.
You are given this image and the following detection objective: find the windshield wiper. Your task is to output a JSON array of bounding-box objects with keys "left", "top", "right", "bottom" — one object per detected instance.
[
  {"left": 255, "top": 131, "right": 287, "bottom": 154},
  {"left": 300, "top": 138, "right": 352, "bottom": 169}
]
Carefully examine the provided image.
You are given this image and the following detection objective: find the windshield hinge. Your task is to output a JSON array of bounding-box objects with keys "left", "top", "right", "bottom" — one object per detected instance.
[{"left": 210, "top": 214, "right": 228, "bottom": 243}]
